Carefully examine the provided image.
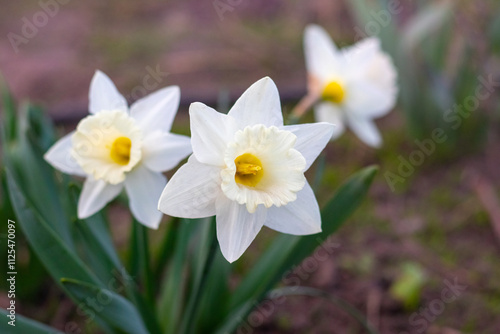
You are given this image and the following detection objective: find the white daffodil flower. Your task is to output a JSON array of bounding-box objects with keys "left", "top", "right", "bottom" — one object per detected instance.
[
  {"left": 304, "top": 24, "right": 398, "bottom": 148},
  {"left": 158, "top": 77, "right": 334, "bottom": 262},
  {"left": 44, "top": 70, "right": 191, "bottom": 229}
]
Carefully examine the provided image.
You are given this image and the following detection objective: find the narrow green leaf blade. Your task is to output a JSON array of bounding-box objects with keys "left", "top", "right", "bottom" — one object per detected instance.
[
  {"left": 178, "top": 218, "right": 216, "bottom": 334},
  {"left": 401, "top": 1, "right": 453, "bottom": 52},
  {"left": 1, "top": 85, "right": 17, "bottom": 143},
  {"left": 0, "top": 309, "right": 64, "bottom": 334},
  {"left": 193, "top": 249, "right": 232, "bottom": 333},
  {"left": 154, "top": 218, "right": 179, "bottom": 280},
  {"left": 129, "top": 219, "right": 154, "bottom": 306},
  {"left": 69, "top": 183, "right": 123, "bottom": 286},
  {"left": 3, "top": 104, "right": 74, "bottom": 248},
  {"left": 225, "top": 166, "right": 378, "bottom": 331},
  {"left": 157, "top": 219, "right": 199, "bottom": 333},
  {"left": 284, "top": 166, "right": 379, "bottom": 264},
  {"left": 6, "top": 169, "right": 101, "bottom": 287},
  {"left": 61, "top": 278, "right": 149, "bottom": 334}
]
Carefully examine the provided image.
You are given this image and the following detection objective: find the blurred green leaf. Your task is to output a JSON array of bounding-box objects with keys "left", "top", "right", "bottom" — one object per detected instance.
[
  {"left": 68, "top": 184, "right": 123, "bottom": 286},
  {"left": 221, "top": 166, "right": 378, "bottom": 333},
  {"left": 128, "top": 219, "right": 163, "bottom": 334},
  {"left": 0, "top": 309, "right": 63, "bottom": 334},
  {"left": 157, "top": 219, "right": 199, "bottom": 334},
  {"left": 193, "top": 249, "right": 231, "bottom": 333},
  {"left": 129, "top": 219, "right": 154, "bottom": 306},
  {"left": 179, "top": 219, "right": 217, "bottom": 334},
  {"left": 0, "top": 166, "right": 48, "bottom": 298},
  {"left": 1, "top": 86, "right": 17, "bottom": 143},
  {"left": 6, "top": 169, "right": 101, "bottom": 287},
  {"left": 61, "top": 278, "right": 149, "bottom": 334},
  {"left": 154, "top": 218, "right": 179, "bottom": 281},
  {"left": 390, "top": 262, "right": 428, "bottom": 310},
  {"left": 26, "top": 105, "right": 56, "bottom": 153},
  {"left": 213, "top": 300, "right": 254, "bottom": 334},
  {"left": 347, "top": 0, "right": 400, "bottom": 55},
  {"left": 3, "top": 104, "right": 74, "bottom": 249},
  {"left": 489, "top": 11, "right": 500, "bottom": 55},
  {"left": 401, "top": 1, "right": 453, "bottom": 52}
]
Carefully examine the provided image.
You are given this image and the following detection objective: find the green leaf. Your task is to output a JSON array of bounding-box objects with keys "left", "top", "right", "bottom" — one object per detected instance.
[
  {"left": 68, "top": 184, "right": 123, "bottom": 286},
  {"left": 213, "top": 301, "right": 254, "bottom": 334},
  {"left": 61, "top": 278, "right": 149, "bottom": 334},
  {"left": 154, "top": 218, "right": 179, "bottom": 280},
  {"left": 129, "top": 219, "right": 154, "bottom": 306},
  {"left": 347, "top": 0, "right": 400, "bottom": 55},
  {"left": 0, "top": 308, "right": 64, "bottom": 333},
  {"left": 3, "top": 104, "right": 74, "bottom": 248},
  {"left": 401, "top": 1, "right": 453, "bottom": 52},
  {"left": 283, "top": 166, "right": 378, "bottom": 265},
  {"left": 157, "top": 219, "right": 199, "bottom": 334},
  {"left": 0, "top": 170, "right": 48, "bottom": 298},
  {"left": 178, "top": 218, "right": 217, "bottom": 334},
  {"left": 193, "top": 249, "right": 232, "bottom": 333},
  {"left": 26, "top": 104, "right": 56, "bottom": 153},
  {"left": 123, "top": 283, "right": 162, "bottom": 334},
  {"left": 1, "top": 86, "right": 17, "bottom": 143},
  {"left": 389, "top": 262, "right": 428, "bottom": 310},
  {"left": 5, "top": 169, "right": 101, "bottom": 287},
  {"left": 222, "top": 166, "right": 378, "bottom": 332},
  {"left": 490, "top": 11, "right": 500, "bottom": 55}
]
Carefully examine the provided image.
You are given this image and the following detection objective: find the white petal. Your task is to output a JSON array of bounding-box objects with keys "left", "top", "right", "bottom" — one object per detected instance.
[
  {"left": 343, "top": 79, "right": 396, "bottom": 119},
  {"left": 78, "top": 178, "right": 123, "bottom": 219},
  {"left": 346, "top": 114, "right": 383, "bottom": 148},
  {"left": 265, "top": 182, "right": 321, "bottom": 235},
  {"left": 227, "top": 77, "right": 283, "bottom": 128},
  {"left": 89, "top": 70, "right": 128, "bottom": 114},
  {"left": 315, "top": 102, "right": 345, "bottom": 141},
  {"left": 44, "top": 132, "right": 86, "bottom": 177},
  {"left": 215, "top": 195, "right": 266, "bottom": 262},
  {"left": 125, "top": 164, "right": 166, "bottom": 229},
  {"left": 282, "top": 122, "right": 334, "bottom": 171},
  {"left": 190, "top": 102, "right": 238, "bottom": 166},
  {"left": 341, "top": 37, "right": 381, "bottom": 70},
  {"left": 158, "top": 156, "right": 221, "bottom": 218},
  {"left": 342, "top": 37, "right": 397, "bottom": 93},
  {"left": 341, "top": 38, "right": 397, "bottom": 118},
  {"left": 142, "top": 131, "right": 192, "bottom": 172},
  {"left": 130, "top": 86, "right": 180, "bottom": 133},
  {"left": 364, "top": 52, "right": 398, "bottom": 100},
  {"left": 304, "top": 24, "right": 341, "bottom": 82}
]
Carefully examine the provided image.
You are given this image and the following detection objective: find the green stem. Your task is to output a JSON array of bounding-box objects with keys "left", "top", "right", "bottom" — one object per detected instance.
[
  {"left": 154, "top": 217, "right": 179, "bottom": 280},
  {"left": 179, "top": 225, "right": 218, "bottom": 334},
  {"left": 125, "top": 283, "right": 163, "bottom": 334},
  {"left": 269, "top": 287, "right": 380, "bottom": 334},
  {"left": 130, "top": 219, "right": 154, "bottom": 306}
]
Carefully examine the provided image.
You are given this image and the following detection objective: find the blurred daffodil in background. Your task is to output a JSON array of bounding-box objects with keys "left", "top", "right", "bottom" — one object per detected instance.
[{"left": 299, "top": 24, "right": 398, "bottom": 148}]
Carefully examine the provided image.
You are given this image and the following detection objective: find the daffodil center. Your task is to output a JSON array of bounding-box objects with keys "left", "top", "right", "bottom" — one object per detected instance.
[
  {"left": 234, "top": 153, "right": 264, "bottom": 187},
  {"left": 110, "top": 136, "right": 132, "bottom": 165},
  {"left": 322, "top": 81, "right": 345, "bottom": 104}
]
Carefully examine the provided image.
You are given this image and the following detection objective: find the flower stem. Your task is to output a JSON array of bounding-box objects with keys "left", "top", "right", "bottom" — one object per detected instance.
[
  {"left": 179, "top": 221, "right": 218, "bottom": 334},
  {"left": 290, "top": 93, "right": 317, "bottom": 121},
  {"left": 130, "top": 218, "right": 155, "bottom": 307}
]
